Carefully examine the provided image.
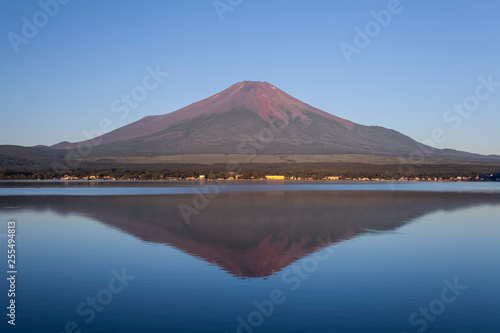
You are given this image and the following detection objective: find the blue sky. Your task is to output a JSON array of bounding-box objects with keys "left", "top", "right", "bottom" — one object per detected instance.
[{"left": 1, "top": 0, "right": 499, "bottom": 155}]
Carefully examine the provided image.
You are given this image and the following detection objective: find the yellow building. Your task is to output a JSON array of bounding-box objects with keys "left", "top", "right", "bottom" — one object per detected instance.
[{"left": 265, "top": 175, "right": 285, "bottom": 180}]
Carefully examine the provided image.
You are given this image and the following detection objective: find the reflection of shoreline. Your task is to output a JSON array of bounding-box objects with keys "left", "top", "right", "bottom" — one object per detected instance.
[
  {"left": 2, "top": 191, "right": 500, "bottom": 277},
  {"left": 2, "top": 180, "right": 500, "bottom": 191},
  {"left": 1, "top": 178, "right": 499, "bottom": 184}
]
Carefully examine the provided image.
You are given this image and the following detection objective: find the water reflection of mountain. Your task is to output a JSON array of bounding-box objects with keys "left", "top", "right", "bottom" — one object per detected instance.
[{"left": 2, "top": 191, "right": 500, "bottom": 277}]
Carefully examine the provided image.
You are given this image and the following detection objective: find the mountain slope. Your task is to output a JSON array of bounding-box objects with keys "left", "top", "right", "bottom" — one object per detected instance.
[
  {"left": 49, "top": 80, "right": 495, "bottom": 162},
  {"left": 53, "top": 81, "right": 355, "bottom": 149},
  {"left": 2, "top": 81, "right": 499, "bottom": 166}
]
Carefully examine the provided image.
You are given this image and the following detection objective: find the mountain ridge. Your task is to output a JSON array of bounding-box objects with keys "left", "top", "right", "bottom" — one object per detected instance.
[
  {"left": 52, "top": 81, "right": 356, "bottom": 149},
  {"left": 48, "top": 80, "right": 434, "bottom": 157},
  {"left": 2, "top": 80, "right": 500, "bottom": 167}
]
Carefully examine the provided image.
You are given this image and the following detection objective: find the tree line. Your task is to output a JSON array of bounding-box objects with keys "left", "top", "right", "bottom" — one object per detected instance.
[{"left": 1, "top": 162, "right": 500, "bottom": 180}]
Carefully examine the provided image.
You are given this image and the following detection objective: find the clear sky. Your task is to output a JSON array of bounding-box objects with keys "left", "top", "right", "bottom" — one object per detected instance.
[{"left": 1, "top": 0, "right": 499, "bottom": 155}]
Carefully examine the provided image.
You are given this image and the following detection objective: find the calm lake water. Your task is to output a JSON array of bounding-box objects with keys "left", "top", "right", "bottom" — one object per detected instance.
[{"left": 1, "top": 182, "right": 499, "bottom": 332}]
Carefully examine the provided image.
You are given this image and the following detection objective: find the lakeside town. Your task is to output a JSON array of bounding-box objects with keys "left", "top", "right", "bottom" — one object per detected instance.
[
  {"left": 52, "top": 175, "right": 500, "bottom": 182},
  {"left": 2, "top": 172, "right": 498, "bottom": 182}
]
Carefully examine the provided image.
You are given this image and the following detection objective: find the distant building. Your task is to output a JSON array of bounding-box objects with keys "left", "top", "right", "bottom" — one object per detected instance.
[
  {"left": 265, "top": 175, "right": 285, "bottom": 180},
  {"left": 326, "top": 176, "right": 340, "bottom": 180},
  {"left": 199, "top": 175, "right": 206, "bottom": 180}
]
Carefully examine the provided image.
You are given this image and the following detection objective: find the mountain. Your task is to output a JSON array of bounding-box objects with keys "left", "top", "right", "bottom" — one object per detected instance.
[
  {"left": 48, "top": 81, "right": 498, "bottom": 163},
  {"left": 2, "top": 81, "right": 500, "bottom": 167},
  {"left": 52, "top": 81, "right": 356, "bottom": 152}
]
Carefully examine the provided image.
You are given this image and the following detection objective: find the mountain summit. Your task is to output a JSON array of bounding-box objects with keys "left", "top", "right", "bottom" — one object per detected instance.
[
  {"left": 54, "top": 81, "right": 355, "bottom": 149},
  {"left": 49, "top": 81, "right": 496, "bottom": 163}
]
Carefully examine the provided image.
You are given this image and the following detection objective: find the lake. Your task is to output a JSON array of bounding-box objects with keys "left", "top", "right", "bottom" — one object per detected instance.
[{"left": 1, "top": 181, "right": 499, "bottom": 332}]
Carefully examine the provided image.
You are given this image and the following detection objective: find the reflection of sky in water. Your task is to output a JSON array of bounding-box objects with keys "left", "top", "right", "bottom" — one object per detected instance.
[{"left": 0, "top": 189, "right": 499, "bottom": 333}]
